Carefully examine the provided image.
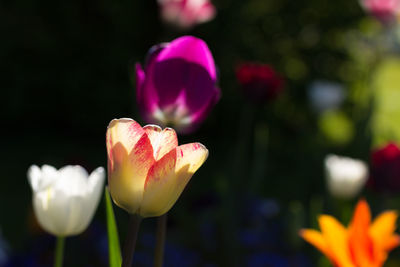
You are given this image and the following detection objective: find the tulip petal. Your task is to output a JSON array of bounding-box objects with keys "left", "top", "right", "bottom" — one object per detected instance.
[
  {"left": 137, "top": 45, "right": 168, "bottom": 122},
  {"left": 157, "top": 36, "right": 216, "bottom": 80},
  {"left": 152, "top": 36, "right": 218, "bottom": 115},
  {"left": 80, "top": 167, "right": 106, "bottom": 230},
  {"left": 187, "top": 86, "right": 221, "bottom": 132},
  {"left": 28, "top": 165, "right": 59, "bottom": 192},
  {"left": 140, "top": 143, "right": 208, "bottom": 217},
  {"left": 34, "top": 188, "right": 86, "bottom": 236},
  {"left": 135, "top": 63, "right": 146, "bottom": 102},
  {"left": 184, "top": 63, "right": 219, "bottom": 117},
  {"left": 57, "top": 165, "right": 89, "bottom": 195},
  {"left": 144, "top": 125, "right": 178, "bottom": 160},
  {"left": 370, "top": 210, "right": 400, "bottom": 265},
  {"left": 300, "top": 229, "right": 332, "bottom": 260},
  {"left": 318, "top": 215, "right": 355, "bottom": 267},
  {"left": 139, "top": 149, "right": 177, "bottom": 217},
  {"left": 175, "top": 142, "right": 208, "bottom": 173},
  {"left": 194, "top": 1, "right": 216, "bottom": 23},
  {"left": 106, "top": 118, "right": 147, "bottom": 171},
  {"left": 370, "top": 211, "right": 398, "bottom": 246},
  {"left": 108, "top": 133, "right": 155, "bottom": 214},
  {"left": 27, "top": 165, "right": 42, "bottom": 192},
  {"left": 144, "top": 43, "right": 168, "bottom": 69},
  {"left": 348, "top": 199, "right": 374, "bottom": 266}
]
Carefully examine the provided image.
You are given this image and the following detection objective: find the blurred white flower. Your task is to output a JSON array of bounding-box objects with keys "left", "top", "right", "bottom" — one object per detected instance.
[
  {"left": 308, "top": 80, "right": 345, "bottom": 113},
  {"left": 27, "top": 165, "right": 105, "bottom": 236},
  {"left": 158, "top": 0, "right": 216, "bottom": 30},
  {"left": 325, "top": 154, "right": 368, "bottom": 199}
]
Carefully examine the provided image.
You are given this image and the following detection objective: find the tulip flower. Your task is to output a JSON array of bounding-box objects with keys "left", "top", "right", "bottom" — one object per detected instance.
[
  {"left": 135, "top": 36, "right": 220, "bottom": 134},
  {"left": 325, "top": 154, "right": 368, "bottom": 199},
  {"left": 106, "top": 118, "right": 208, "bottom": 217},
  {"left": 27, "top": 165, "right": 105, "bottom": 236},
  {"left": 370, "top": 143, "right": 400, "bottom": 193},
  {"left": 359, "top": 0, "right": 400, "bottom": 23},
  {"left": 235, "top": 62, "right": 284, "bottom": 104},
  {"left": 157, "top": 0, "right": 216, "bottom": 30},
  {"left": 300, "top": 199, "right": 400, "bottom": 267}
]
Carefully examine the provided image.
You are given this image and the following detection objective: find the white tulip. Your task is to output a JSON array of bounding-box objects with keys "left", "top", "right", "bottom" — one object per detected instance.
[
  {"left": 325, "top": 154, "right": 368, "bottom": 199},
  {"left": 27, "top": 165, "right": 105, "bottom": 236}
]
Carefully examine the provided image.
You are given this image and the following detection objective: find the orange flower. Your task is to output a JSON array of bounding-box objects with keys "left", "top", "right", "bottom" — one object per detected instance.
[{"left": 300, "top": 199, "right": 400, "bottom": 267}]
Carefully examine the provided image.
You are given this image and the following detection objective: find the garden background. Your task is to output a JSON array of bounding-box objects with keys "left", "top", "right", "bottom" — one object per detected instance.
[{"left": 2, "top": 0, "right": 400, "bottom": 266}]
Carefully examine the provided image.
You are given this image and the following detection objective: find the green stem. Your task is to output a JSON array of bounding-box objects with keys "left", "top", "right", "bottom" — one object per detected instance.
[
  {"left": 153, "top": 213, "right": 167, "bottom": 267},
  {"left": 122, "top": 214, "right": 142, "bottom": 267},
  {"left": 54, "top": 236, "right": 65, "bottom": 267}
]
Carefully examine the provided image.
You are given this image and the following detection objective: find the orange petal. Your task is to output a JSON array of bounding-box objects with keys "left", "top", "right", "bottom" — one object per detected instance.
[
  {"left": 348, "top": 199, "right": 374, "bottom": 266},
  {"left": 370, "top": 211, "right": 399, "bottom": 265},
  {"left": 383, "top": 235, "right": 400, "bottom": 251},
  {"left": 319, "top": 215, "right": 356, "bottom": 267},
  {"left": 300, "top": 229, "right": 332, "bottom": 260},
  {"left": 140, "top": 143, "right": 208, "bottom": 217},
  {"left": 370, "top": 211, "right": 398, "bottom": 247},
  {"left": 144, "top": 125, "right": 178, "bottom": 160}
]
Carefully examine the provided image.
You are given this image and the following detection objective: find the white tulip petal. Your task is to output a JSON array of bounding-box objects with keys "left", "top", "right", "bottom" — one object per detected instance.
[
  {"left": 57, "top": 165, "right": 89, "bottom": 196},
  {"left": 27, "top": 165, "right": 41, "bottom": 192},
  {"left": 80, "top": 167, "right": 105, "bottom": 230},
  {"left": 39, "top": 165, "right": 58, "bottom": 190},
  {"left": 28, "top": 164, "right": 105, "bottom": 236},
  {"left": 63, "top": 195, "right": 89, "bottom": 235},
  {"left": 325, "top": 154, "right": 368, "bottom": 199},
  {"left": 34, "top": 189, "right": 71, "bottom": 236}
]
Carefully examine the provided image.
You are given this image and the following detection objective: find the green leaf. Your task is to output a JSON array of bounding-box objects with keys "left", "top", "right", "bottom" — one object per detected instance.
[{"left": 105, "top": 187, "right": 122, "bottom": 267}]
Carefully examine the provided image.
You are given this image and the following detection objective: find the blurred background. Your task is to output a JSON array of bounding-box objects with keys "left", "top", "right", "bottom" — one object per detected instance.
[{"left": 2, "top": 0, "right": 400, "bottom": 266}]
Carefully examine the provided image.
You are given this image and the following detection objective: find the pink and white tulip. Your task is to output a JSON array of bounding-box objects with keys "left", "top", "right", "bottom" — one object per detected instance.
[
  {"left": 106, "top": 118, "right": 208, "bottom": 217},
  {"left": 158, "top": 0, "right": 216, "bottom": 30}
]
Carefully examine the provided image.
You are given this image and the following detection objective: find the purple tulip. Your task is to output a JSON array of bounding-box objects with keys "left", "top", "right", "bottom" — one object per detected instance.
[{"left": 135, "top": 36, "right": 220, "bottom": 134}]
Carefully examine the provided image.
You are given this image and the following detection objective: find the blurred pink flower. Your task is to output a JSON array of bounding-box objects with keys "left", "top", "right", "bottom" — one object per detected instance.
[
  {"left": 369, "top": 143, "right": 400, "bottom": 193},
  {"left": 158, "top": 0, "right": 216, "bottom": 30},
  {"left": 135, "top": 36, "right": 220, "bottom": 134},
  {"left": 235, "top": 63, "right": 284, "bottom": 104},
  {"left": 360, "top": 0, "right": 400, "bottom": 23}
]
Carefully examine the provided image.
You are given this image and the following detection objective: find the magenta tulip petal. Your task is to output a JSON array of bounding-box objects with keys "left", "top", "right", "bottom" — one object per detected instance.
[
  {"left": 189, "top": 86, "right": 221, "bottom": 127},
  {"left": 144, "top": 43, "right": 168, "bottom": 69},
  {"left": 135, "top": 63, "right": 146, "bottom": 101},
  {"left": 184, "top": 61, "right": 219, "bottom": 113},
  {"left": 135, "top": 36, "right": 220, "bottom": 134},
  {"left": 156, "top": 36, "right": 216, "bottom": 81},
  {"left": 152, "top": 59, "right": 216, "bottom": 112}
]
